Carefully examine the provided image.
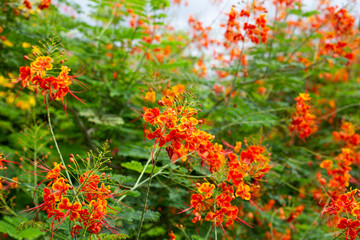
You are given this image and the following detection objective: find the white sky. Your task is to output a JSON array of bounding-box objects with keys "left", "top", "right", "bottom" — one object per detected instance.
[{"left": 74, "top": 0, "right": 359, "bottom": 31}]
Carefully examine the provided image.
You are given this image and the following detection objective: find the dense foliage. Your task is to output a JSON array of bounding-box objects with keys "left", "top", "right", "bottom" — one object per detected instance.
[{"left": 1, "top": 0, "right": 360, "bottom": 239}]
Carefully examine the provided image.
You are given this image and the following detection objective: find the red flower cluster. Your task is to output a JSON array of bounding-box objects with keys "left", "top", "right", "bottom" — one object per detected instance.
[
  {"left": 316, "top": 122, "right": 360, "bottom": 201},
  {"left": 316, "top": 148, "right": 358, "bottom": 200},
  {"left": 16, "top": 57, "right": 79, "bottom": 104},
  {"left": 323, "top": 189, "right": 360, "bottom": 240},
  {"left": 289, "top": 93, "right": 317, "bottom": 140},
  {"left": 143, "top": 90, "right": 271, "bottom": 230},
  {"left": 185, "top": 143, "right": 270, "bottom": 229},
  {"left": 327, "top": 7, "right": 355, "bottom": 36},
  {"left": 188, "top": 15, "right": 212, "bottom": 49},
  {"left": 224, "top": 6, "right": 269, "bottom": 44},
  {"left": 333, "top": 122, "right": 360, "bottom": 147},
  {"left": 29, "top": 159, "right": 117, "bottom": 238},
  {"left": 38, "top": 0, "right": 52, "bottom": 10},
  {"left": 14, "top": 41, "right": 84, "bottom": 110}
]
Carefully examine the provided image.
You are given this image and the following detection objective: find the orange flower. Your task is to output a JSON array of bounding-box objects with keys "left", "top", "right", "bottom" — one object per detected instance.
[
  {"left": 46, "top": 162, "right": 62, "bottom": 180},
  {"left": 320, "top": 159, "right": 333, "bottom": 170},
  {"left": 143, "top": 108, "right": 160, "bottom": 125},
  {"left": 289, "top": 93, "right": 317, "bottom": 140},
  {"left": 234, "top": 141, "right": 242, "bottom": 153},
  {"left": 144, "top": 91, "right": 156, "bottom": 103},
  {"left": 51, "top": 177, "right": 69, "bottom": 201},
  {"left": 30, "top": 56, "right": 53, "bottom": 77},
  {"left": 198, "top": 183, "right": 215, "bottom": 198},
  {"left": 58, "top": 197, "right": 82, "bottom": 221},
  {"left": 235, "top": 182, "right": 251, "bottom": 200},
  {"left": 19, "top": 66, "right": 32, "bottom": 88},
  {"left": 38, "top": 0, "right": 51, "bottom": 10},
  {"left": 169, "top": 230, "right": 176, "bottom": 240}
]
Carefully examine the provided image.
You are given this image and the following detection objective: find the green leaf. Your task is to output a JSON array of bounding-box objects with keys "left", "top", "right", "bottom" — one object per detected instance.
[
  {"left": 121, "top": 160, "right": 161, "bottom": 174},
  {"left": 302, "top": 10, "right": 320, "bottom": 17},
  {"left": 16, "top": 228, "right": 45, "bottom": 239}
]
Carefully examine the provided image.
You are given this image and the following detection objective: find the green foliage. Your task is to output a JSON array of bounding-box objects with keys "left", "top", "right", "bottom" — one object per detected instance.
[
  {"left": 0, "top": 217, "right": 45, "bottom": 239},
  {"left": 0, "top": 0, "right": 360, "bottom": 239}
]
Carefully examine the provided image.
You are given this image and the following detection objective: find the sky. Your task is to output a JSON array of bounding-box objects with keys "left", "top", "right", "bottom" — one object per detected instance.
[{"left": 73, "top": 0, "right": 360, "bottom": 32}]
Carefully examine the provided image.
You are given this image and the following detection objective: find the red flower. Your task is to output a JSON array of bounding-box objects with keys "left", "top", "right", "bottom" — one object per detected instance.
[{"left": 143, "top": 108, "right": 160, "bottom": 125}]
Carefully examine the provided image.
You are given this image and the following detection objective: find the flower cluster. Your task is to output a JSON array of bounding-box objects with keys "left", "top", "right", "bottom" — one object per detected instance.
[
  {"left": 316, "top": 122, "right": 360, "bottom": 201},
  {"left": 327, "top": 7, "right": 355, "bottom": 36},
  {"left": 143, "top": 89, "right": 271, "bottom": 229},
  {"left": 188, "top": 15, "right": 212, "bottom": 49},
  {"left": 14, "top": 38, "right": 84, "bottom": 110},
  {"left": 316, "top": 148, "right": 358, "bottom": 201},
  {"left": 143, "top": 84, "right": 185, "bottom": 106},
  {"left": 289, "top": 93, "right": 317, "bottom": 140},
  {"left": 314, "top": 6, "right": 357, "bottom": 64},
  {"left": 186, "top": 142, "right": 271, "bottom": 229},
  {"left": 0, "top": 0, "right": 51, "bottom": 19},
  {"left": 333, "top": 122, "right": 360, "bottom": 147},
  {"left": 224, "top": 5, "right": 269, "bottom": 45},
  {"left": 29, "top": 145, "right": 119, "bottom": 238},
  {"left": 323, "top": 189, "right": 360, "bottom": 240}
]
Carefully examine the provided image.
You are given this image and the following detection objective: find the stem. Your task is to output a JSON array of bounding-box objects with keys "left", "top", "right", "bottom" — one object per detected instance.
[
  {"left": 0, "top": 195, "right": 18, "bottom": 217},
  {"left": 136, "top": 152, "right": 194, "bottom": 189},
  {"left": 117, "top": 147, "right": 159, "bottom": 203},
  {"left": 46, "top": 96, "right": 75, "bottom": 191},
  {"left": 118, "top": 150, "right": 194, "bottom": 203},
  {"left": 214, "top": 193, "right": 217, "bottom": 240},
  {"left": 33, "top": 124, "right": 38, "bottom": 204},
  {"left": 136, "top": 149, "right": 161, "bottom": 240}
]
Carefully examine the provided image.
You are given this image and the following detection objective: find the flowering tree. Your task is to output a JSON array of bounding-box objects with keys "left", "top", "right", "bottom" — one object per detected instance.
[{"left": 0, "top": 0, "right": 360, "bottom": 239}]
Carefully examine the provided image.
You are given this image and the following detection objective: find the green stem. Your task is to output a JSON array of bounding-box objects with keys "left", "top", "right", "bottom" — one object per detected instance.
[
  {"left": 117, "top": 147, "right": 159, "bottom": 203},
  {"left": 33, "top": 126, "right": 38, "bottom": 204},
  {"left": 136, "top": 149, "right": 161, "bottom": 240},
  {"left": 0, "top": 195, "right": 18, "bottom": 217},
  {"left": 137, "top": 152, "right": 194, "bottom": 189},
  {"left": 214, "top": 193, "right": 217, "bottom": 240},
  {"left": 46, "top": 96, "right": 76, "bottom": 194},
  {"left": 118, "top": 150, "right": 194, "bottom": 203}
]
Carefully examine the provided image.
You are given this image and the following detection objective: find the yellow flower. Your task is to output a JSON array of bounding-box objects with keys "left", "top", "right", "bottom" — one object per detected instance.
[
  {"left": 16, "top": 101, "right": 31, "bottom": 111},
  {"left": 144, "top": 91, "right": 156, "bottom": 103},
  {"left": 0, "top": 75, "right": 7, "bottom": 86},
  {"left": 234, "top": 141, "right": 242, "bottom": 153},
  {"left": 3, "top": 40, "right": 14, "bottom": 47},
  {"left": 22, "top": 42, "right": 31, "bottom": 48},
  {"left": 28, "top": 96, "right": 36, "bottom": 106},
  {"left": 6, "top": 93, "right": 15, "bottom": 105}
]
